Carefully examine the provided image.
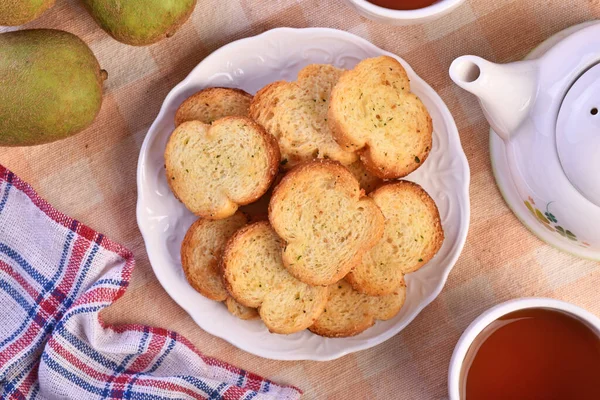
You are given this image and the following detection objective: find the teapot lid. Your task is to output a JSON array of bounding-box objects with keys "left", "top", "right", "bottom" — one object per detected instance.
[{"left": 556, "top": 63, "right": 600, "bottom": 207}]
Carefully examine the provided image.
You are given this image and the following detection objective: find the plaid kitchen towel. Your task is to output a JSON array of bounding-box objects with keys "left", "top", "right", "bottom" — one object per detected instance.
[{"left": 0, "top": 165, "right": 301, "bottom": 400}]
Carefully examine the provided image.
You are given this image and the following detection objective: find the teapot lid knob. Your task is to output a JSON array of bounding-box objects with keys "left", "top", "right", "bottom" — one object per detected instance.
[{"left": 556, "top": 63, "right": 600, "bottom": 207}]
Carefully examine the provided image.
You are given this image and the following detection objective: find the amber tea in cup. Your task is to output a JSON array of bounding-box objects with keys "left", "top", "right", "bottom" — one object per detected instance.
[
  {"left": 367, "top": 0, "right": 439, "bottom": 10},
  {"left": 460, "top": 308, "right": 600, "bottom": 400}
]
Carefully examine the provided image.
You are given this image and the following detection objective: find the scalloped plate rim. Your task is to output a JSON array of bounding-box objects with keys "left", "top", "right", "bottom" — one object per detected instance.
[{"left": 136, "top": 27, "right": 470, "bottom": 361}]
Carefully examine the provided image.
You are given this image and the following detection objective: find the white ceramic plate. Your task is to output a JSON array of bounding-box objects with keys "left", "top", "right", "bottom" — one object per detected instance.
[{"left": 137, "top": 28, "right": 470, "bottom": 361}]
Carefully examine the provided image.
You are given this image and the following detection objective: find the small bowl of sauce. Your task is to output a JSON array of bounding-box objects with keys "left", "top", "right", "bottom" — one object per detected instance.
[
  {"left": 344, "top": 0, "right": 465, "bottom": 25},
  {"left": 449, "top": 298, "right": 600, "bottom": 400}
]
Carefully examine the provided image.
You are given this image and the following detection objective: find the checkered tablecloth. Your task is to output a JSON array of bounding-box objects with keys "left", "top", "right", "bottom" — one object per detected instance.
[{"left": 1, "top": 1, "right": 599, "bottom": 398}]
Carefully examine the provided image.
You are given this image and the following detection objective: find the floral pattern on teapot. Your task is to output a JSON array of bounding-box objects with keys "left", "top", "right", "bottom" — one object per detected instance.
[{"left": 524, "top": 196, "right": 591, "bottom": 248}]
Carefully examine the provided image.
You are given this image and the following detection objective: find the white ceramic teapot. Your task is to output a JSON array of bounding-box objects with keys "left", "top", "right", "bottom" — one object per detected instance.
[{"left": 449, "top": 22, "right": 600, "bottom": 260}]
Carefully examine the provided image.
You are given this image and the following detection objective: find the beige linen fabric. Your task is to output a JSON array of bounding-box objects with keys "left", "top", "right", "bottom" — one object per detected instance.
[{"left": 1, "top": 1, "right": 599, "bottom": 398}]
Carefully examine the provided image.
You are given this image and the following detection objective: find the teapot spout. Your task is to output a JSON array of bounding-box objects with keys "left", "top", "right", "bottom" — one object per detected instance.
[{"left": 449, "top": 56, "right": 538, "bottom": 142}]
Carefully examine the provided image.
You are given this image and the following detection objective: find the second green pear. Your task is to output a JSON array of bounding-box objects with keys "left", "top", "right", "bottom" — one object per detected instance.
[{"left": 81, "top": 0, "right": 197, "bottom": 46}]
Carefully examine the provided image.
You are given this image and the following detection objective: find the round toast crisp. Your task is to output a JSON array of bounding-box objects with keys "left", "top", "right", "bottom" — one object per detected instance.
[
  {"left": 165, "top": 116, "right": 280, "bottom": 219},
  {"left": 268, "top": 160, "right": 385, "bottom": 286},
  {"left": 225, "top": 297, "right": 259, "bottom": 320},
  {"left": 175, "top": 87, "right": 252, "bottom": 126},
  {"left": 328, "top": 56, "right": 433, "bottom": 179},
  {"left": 309, "top": 279, "right": 406, "bottom": 338},
  {"left": 250, "top": 64, "right": 357, "bottom": 168},
  {"left": 347, "top": 181, "right": 444, "bottom": 296},
  {"left": 180, "top": 213, "right": 248, "bottom": 301},
  {"left": 181, "top": 213, "right": 259, "bottom": 319},
  {"left": 221, "top": 221, "right": 328, "bottom": 334}
]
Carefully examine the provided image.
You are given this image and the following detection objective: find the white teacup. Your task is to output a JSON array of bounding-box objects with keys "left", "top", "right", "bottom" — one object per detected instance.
[
  {"left": 344, "top": 0, "right": 465, "bottom": 25},
  {"left": 448, "top": 298, "right": 600, "bottom": 399}
]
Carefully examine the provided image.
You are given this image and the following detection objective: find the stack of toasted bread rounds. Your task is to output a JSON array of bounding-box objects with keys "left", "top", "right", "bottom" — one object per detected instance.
[
  {"left": 165, "top": 56, "right": 444, "bottom": 337},
  {"left": 347, "top": 181, "right": 444, "bottom": 296},
  {"left": 250, "top": 64, "right": 356, "bottom": 167},
  {"left": 165, "top": 116, "right": 280, "bottom": 219},
  {"left": 175, "top": 87, "right": 253, "bottom": 126},
  {"left": 329, "top": 56, "right": 433, "bottom": 179},
  {"left": 310, "top": 279, "right": 406, "bottom": 338},
  {"left": 222, "top": 222, "right": 328, "bottom": 334},
  {"left": 180, "top": 212, "right": 259, "bottom": 320},
  {"left": 174, "top": 88, "right": 260, "bottom": 321},
  {"left": 269, "top": 160, "right": 385, "bottom": 286}
]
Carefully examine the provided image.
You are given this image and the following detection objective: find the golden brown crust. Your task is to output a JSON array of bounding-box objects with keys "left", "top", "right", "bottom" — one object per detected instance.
[
  {"left": 166, "top": 58, "right": 440, "bottom": 337},
  {"left": 347, "top": 180, "right": 444, "bottom": 296},
  {"left": 390, "top": 181, "right": 444, "bottom": 273},
  {"left": 164, "top": 116, "right": 280, "bottom": 219},
  {"left": 249, "top": 81, "right": 303, "bottom": 167},
  {"left": 328, "top": 56, "right": 432, "bottom": 179},
  {"left": 309, "top": 280, "right": 406, "bottom": 338},
  {"left": 225, "top": 297, "right": 259, "bottom": 320},
  {"left": 220, "top": 223, "right": 256, "bottom": 305},
  {"left": 175, "top": 87, "right": 252, "bottom": 126},
  {"left": 309, "top": 319, "right": 374, "bottom": 338},
  {"left": 357, "top": 113, "right": 432, "bottom": 179},
  {"left": 344, "top": 160, "right": 384, "bottom": 193},
  {"left": 378, "top": 181, "right": 443, "bottom": 274},
  {"left": 256, "top": 122, "right": 283, "bottom": 200},
  {"left": 269, "top": 159, "right": 384, "bottom": 286},
  {"left": 250, "top": 65, "right": 357, "bottom": 168},
  {"left": 221, "top": 221, "right": 328, "bottom": 334},
  {"left": 180, "top": 213, "right": 248, "bottom": 301},
  {"left": 181, "top": 220, "right": 226, "bottom": 301},
  {"left": 250, "top": 81, "right": 284, "bottom": 115}
]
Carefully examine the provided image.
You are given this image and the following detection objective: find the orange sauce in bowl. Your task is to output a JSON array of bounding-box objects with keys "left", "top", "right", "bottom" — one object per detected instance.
[{"left": 367, "top": 0, "right": 439, "bottom": 10}]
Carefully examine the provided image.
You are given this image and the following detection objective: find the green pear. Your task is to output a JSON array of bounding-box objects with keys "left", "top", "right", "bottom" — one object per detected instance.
[
  {"left": 81, "top": 0, "right": 197, "bottom": 46},
  {"left": 0, "top": 0, "right": 55, "bottom": 26},
  {"left": 0, "top": 29, "right": 106, "bottom": 147}
]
